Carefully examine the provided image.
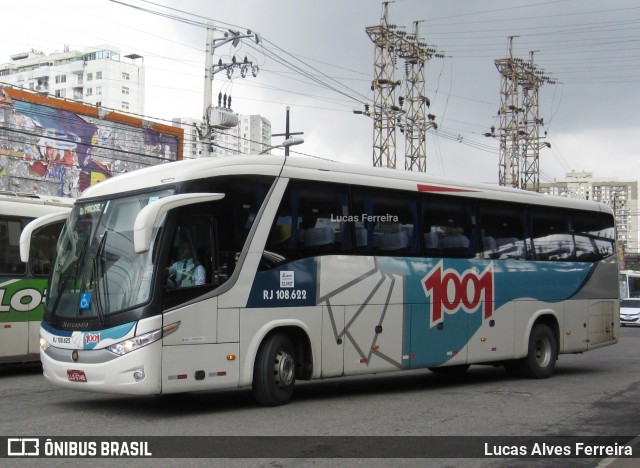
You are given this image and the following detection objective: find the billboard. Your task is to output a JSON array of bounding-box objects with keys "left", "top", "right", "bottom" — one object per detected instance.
[{"left": 0, "top": 87, "right": 183, "bottom": 197}]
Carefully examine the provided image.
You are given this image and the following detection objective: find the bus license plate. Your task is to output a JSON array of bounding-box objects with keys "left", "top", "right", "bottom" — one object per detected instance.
[{"left": 67, "top": 370, "right": 88, "bottom": 382}]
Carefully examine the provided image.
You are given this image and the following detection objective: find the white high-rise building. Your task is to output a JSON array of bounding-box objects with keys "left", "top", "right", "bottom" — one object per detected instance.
[
  {"left": 0, "top": 45, "right": 145, "bottom": 115},
  {"left": 172, "top": 114, "right": 272, "bottom": 159},
  {"left": 540, "top": 171, "right": 639, "bottom": 254},
  {"left": 172, "top": 117, "right": 201, "bottom": 160},
  {"left": 213, "top": 114, "right": 271, "bottom": 156}
]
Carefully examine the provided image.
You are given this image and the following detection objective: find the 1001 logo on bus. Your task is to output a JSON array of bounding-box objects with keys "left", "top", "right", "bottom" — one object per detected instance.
[{"left": 422, "top": 261, "right": 494, "bottom": 328}]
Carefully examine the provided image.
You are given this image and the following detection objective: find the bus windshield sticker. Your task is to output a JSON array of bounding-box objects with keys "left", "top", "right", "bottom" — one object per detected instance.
[{"left": 79, "top": 292, "right": 91, "bottom": 310}]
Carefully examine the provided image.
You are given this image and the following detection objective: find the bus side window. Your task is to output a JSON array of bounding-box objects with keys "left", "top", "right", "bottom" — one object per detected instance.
[
  {"left": 352, "top": 187, "right": 419, "bottom": 256},
  {"left": 0, "top": 218, "right": 27, "bottom": 275},
  {"left": 572, "top": 211, "right": 615, "bottom": 262},
  {"left": 530, "top": 209, "right": 574, "bottom": 261},
  {"left": 477, "top": 202, "right": 528, "bottom": 260},
  {"left": 261, "top": 181, "right": 349, "bottom": 269},
  {"left": 420, "top": 194, "right": 476, "bottom": 259}
]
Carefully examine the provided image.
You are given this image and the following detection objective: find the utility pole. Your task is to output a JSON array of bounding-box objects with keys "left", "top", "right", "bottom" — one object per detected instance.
[
  {"left": 490, "top": 37, "right": 554, "bottom": 190},
  {"left": 398, "top": 20, "right": 441, "bottom": 172},
  {"left": 494, "top": 37, "right": 521, "bottom": 188},
  {"left": 271, "top": 106, "right": 304, "bottom": 156},
  {"left": 360, "top": 2, "right": 443, "bottom": 172},
  {"left": 402, "top": 21, "right": 427, "bottom": 171},
  {"left": 365, "top": 2, "right": 399, "bottom": 169},
  {"left": 200, "top": 23, "right": 260, "bottom": 158},
  {"left": 520, "top": 50, "right": 554, "bottom": 192},
  {"left": 201, "top": 24, "right": 215, "bottom": 159}
]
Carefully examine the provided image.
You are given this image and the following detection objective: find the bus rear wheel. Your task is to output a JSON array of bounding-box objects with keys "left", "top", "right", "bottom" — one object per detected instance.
[
  {"left": 252, "top": 333, "right": 296, "bottom": 406},
  {"left": 505, "top": 324, "right": 557, "bottom": 379}
]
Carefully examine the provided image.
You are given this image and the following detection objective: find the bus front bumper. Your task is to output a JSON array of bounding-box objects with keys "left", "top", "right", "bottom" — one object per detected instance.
[{"left": 40, "top": 340, "right": 162, "bottom": 395}]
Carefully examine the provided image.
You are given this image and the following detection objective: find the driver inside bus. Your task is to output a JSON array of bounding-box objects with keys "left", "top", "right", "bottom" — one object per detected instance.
[{"left": 167, "top": 241, "right": 206, "bottom": 288}]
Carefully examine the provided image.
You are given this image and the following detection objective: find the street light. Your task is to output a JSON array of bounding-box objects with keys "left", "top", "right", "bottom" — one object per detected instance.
[{"left": 260, "top": 136, "right": 304, "bottom": 155}]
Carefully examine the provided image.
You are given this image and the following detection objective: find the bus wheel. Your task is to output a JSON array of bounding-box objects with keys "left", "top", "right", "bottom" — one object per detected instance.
[
  {"left": 252, "top": 333, "right": 296, "bottom": 406},
  {"left": 508, "top": 324, "right": 557, "bottom": 379}
]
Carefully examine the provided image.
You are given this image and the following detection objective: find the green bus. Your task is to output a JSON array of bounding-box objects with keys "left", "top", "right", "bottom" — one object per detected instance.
[{"left": 0, "top": 192, "right": 72, "bottom": 363}]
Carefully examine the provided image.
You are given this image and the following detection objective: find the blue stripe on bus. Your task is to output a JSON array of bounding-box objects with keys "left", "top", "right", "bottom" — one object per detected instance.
[
  {"left": 247, "top": 256, "right": 595, "bottom": 369},
  {"left": 248, "top": 257, "right": 594, "bottom": 309},
  {"left": 41, "top": 321, "right": 73, "bottom": 337},
  {"left": 41, "top": 321, "right": 137, "bottom": 350},
  {"left": 81, "top": 322, "right": 136, "bottom": 350},
  {"left": 385, "top": 257, "right": 594, "bottom": 368}
]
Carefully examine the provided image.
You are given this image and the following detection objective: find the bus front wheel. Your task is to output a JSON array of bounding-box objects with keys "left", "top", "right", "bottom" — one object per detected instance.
[
  {"left": 252, "top": 333, "right": 296, "bottom": 406},
  {"left": 505, "top": 324, "right": 557, "bottom": 379}
]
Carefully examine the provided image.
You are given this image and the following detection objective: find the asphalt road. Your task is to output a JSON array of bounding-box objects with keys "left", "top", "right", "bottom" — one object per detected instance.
[{"left": 1, "top": 326, "right": 639, "bottom": 467}]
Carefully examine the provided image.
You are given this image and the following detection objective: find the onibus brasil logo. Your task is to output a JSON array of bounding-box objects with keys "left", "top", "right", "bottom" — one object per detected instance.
[{"left": 422, "top": 261, "right": 494, "bottom": 328}]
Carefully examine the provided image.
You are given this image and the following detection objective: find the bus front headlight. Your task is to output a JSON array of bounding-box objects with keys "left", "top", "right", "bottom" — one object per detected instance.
[
  {"left": 106, "top": 322, "right": 179, "bottom": 356},
  {"left": 39, "top": 335, "right": 51, "bottom": 352}
]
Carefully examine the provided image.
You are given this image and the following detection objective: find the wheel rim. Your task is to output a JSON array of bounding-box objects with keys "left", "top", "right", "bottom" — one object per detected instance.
[
  {"left": 274, "top": 349, "right": 295, "bottom": 388},
  {"left": 534, "top": 336, "right": 552, "bottom": 368}
]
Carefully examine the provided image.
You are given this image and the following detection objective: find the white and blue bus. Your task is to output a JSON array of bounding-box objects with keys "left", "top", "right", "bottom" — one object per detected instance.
[
  {"left": 0, "top": 192, "right": 72, "bottom": 363},
  {"left": 619, "top": 270, "right": 640, "bottom": 299},
  {"left": 24, "top": 156, "right": 618, "bottom": 405}
]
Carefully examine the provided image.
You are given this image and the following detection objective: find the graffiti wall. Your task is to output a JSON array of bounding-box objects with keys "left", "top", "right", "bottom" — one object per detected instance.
[{"left": 0, "top": 87, "right": 183, "bottom": 197}]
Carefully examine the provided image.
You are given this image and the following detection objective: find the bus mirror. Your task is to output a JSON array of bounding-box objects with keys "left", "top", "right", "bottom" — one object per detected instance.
[
  {"left": 133, "top": 193, "right": 225, "bottom": 253},
  {"left": 19, "top": 211, "right": 70, "bottom": 263}
]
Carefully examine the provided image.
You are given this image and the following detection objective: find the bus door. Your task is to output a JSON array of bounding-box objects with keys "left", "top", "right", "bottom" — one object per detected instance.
[{"left": 0, "top": 217, "right": 30, "bottom": 359}]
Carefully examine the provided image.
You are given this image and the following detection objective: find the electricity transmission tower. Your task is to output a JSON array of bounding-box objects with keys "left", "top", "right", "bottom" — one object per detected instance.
[
  {"left": 363, "top": 2, "right": 399, "bottom": 169},
  {"left": 492, "top": 37, "right": 555, "bottom": 190},
  {"left": 360, "top": 2, "right": 443, "bottom": 171}
]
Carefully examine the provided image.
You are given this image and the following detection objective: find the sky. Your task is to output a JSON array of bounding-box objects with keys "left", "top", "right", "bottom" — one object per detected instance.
[{"left": 1, "top": 0, "right": 639, "bottom": 185}]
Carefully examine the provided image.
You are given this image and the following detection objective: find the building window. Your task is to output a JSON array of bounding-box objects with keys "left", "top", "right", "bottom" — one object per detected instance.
[
  {"left": 86, "top": 88, "right": 92, "bottom": 96},
  {"left": 87, "top": 72, "right": 93, "bottom": 81},
  {"left": 55, "top": 74, "right": 67, "bottom": 84},
  {"left": 122, "top": 72, "right": 130, "bottom": 80},
  {"left": 96, "top": 86, "right": 102, "bottom": 95},
  {"left": 122, "top": 101, "right": 129, "bottom": 110},
  {"left": 96, "top": 71, "right": 102, "bottom": 80},
  {"left": 122, "top": 86, "right": 129, "bottom": 95},
  {"left": 54, "top": 89, "right": 66, "bottom": 98}
]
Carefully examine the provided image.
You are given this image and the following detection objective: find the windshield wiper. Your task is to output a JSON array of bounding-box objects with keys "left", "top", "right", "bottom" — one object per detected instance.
[
  {"left": 92, "top": 231, "right": 108, "bottom": 325},
  {"left": 50, "top": 235, "right": 89, "bottom": 319}
]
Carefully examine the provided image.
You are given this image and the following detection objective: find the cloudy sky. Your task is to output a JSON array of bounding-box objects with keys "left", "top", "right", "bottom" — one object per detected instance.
[{"left": 1, "top": 0, "right": 638, "bottom": 185}]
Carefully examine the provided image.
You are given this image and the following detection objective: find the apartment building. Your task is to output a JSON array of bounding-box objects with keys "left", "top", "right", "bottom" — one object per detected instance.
[
  {"left": 0, "top": 45, "right": 145, "bottom": 115},
  {"left": 214, "top": 114, "right": 272, "bottom": 156}
]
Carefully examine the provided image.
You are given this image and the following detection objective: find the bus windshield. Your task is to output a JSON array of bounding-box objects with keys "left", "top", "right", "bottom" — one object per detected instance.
[{"left": 48, "top": 189, "right": 174, "bottom": 319}]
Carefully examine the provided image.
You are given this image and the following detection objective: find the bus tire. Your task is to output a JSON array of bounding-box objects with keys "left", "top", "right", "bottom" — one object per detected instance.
[
  {"left": 252, "top": 333, "right": 296, "bottom": 406},
  {"left": 507, "top": 324, "right": 557, "bottom": 379}
]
